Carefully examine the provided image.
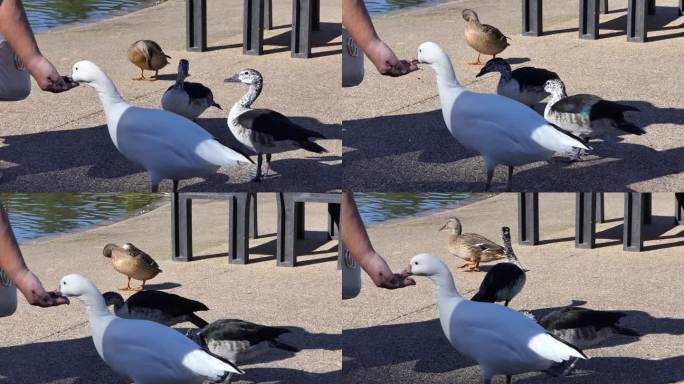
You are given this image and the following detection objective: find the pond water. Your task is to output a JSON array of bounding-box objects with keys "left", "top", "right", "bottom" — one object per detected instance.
[
  {"left": 364, "top": 0, "right": 443, "bottom": 15},
  {"left": 0, "top": 193, "right": 166, "bottom": 244},
  {"left": 23, "top": 0, "right": 158, "bottom": 32},
  {"left": 355, "top": 193, "right": 489, "bottom": 226}
]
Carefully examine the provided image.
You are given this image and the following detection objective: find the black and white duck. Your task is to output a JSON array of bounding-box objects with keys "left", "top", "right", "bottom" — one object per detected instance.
[
  {"left": 224, "top": 68, "right": 328, "bottom": 182},
  {"left": 193, "top": 319, "right": 300, "bottom": 365},
  {"left": 103, "top": 290, "right": 209, "bottom": 328},
  {"left": 471, "top": 226, "right": 526, "bottom": 306},
  {"left": 544, "top": 79, "right": 643, "bottom": 160},
  {"left": 476, "top": 58, "right": 560, "bottom": 108},
  {"left": 162, "top": 59, "right": 222, "bottom": 120}
]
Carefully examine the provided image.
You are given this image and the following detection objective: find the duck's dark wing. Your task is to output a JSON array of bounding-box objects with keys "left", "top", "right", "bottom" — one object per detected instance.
[
  {"left": 126, "top": 243, "right": 161, "bottom": 271},
  {"left": 482, "top": 23, "right": 509, "bottom": 41},
  {"left": 127, "top": 290, "right": 209, "bottom": 316},
  {"left": 201, "top": 319, "right": 291, "bottom": 345},
  {"left": 471, "top": 263, "right": 523, "bottom": 302},
  {"left": 511, "top": 67, "right": 560, "bottom": 88},
  {"left": 183, "top": 82, "right": 214, "bottom": 102},
  {"left": 539, "top": 307, "right": 627, "bottom": 330},
  {"left": 238, "top": 109, "right": 327, "bottom": 152}
]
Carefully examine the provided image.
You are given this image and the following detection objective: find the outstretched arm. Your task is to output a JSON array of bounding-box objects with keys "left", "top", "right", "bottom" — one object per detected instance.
[
  {"left": 342, "top": 0, "right": 418, "bottom": 77},
  {"left": 0, "top": 0, "right": 77, "bottom": 92},
  {"left": 341, "top": 192, "right": 415, "bottom": 289},
  {"left": 0, "top": 205, "right": 69, "bottom": 307}
]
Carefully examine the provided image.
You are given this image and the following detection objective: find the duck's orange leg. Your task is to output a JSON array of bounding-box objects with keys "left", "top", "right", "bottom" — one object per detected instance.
[
  {"left": 119, "top": 276, "right": 133, "bottom": 291},
  {"left": 468, "top": 52, "right": 482, "bottom": 65},
  {"left": 148, "top": 70, "right": 159, "bottom": 81},
  {"left": 133, "top": 68, "right": 146, "bottom": 81}
]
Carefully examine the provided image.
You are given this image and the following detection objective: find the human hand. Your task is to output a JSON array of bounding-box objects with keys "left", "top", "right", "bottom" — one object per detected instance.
[
  {"left": 25, "top": 55, "right": 78, "bottom": 93},
  {"left": 14, "top": 270, "right": 69, "bottom": 307},
  {"left": 364, "top": 252, "right": 415, "bottom": 289},
  {"left": 366, "top": 40, "right": 418, "bottom": 77}
]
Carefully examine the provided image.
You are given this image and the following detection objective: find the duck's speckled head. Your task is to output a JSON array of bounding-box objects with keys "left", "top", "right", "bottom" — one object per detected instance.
[
  {"left": 406, "top": 253, "right": 447, "bottom": 277},
  {"left": 461, "top": 9, "right": 479, "bottom": 22},
  {"left": 544, "top": 79, "right": 566, "bottom": 96},
  {"left": 439, "top": 217, "right": 462, "bottom": 232},
  {"left": 476, "top": 58, "right": 511, "bottom": 77},
  {"left": 224, "top": 69, "right": 263, "bottom": 86},
  {"left": 71, "top": 60, "right": 106, "bottom": 86}
]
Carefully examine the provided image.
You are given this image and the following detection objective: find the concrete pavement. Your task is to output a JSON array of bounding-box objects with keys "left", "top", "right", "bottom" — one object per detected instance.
[
  {"left": 342, "top": 0, "right": 684, "bottom": 191},
  {"left": 343, "top": 193, "right": 684, "bottom": 383},
  {"left": 0, "top": 194, "right": 341, "bottom": 383},
  {"left": 0, "top": 0, "right": 341, "bottom": 192}
]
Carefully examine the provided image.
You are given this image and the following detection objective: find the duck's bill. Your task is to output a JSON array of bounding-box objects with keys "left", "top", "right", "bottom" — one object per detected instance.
[
  {"left": 224, "top": 74, "right": 240, "bottom": 83},
  {"left": 402, "top": 267, "right": 413, "bottom": 276},
  {"left": 438, "top": 223, "right": 447, "bottom": 231},
  {"left": 475, "top": 68, "right": 488, "bottom": 77}
]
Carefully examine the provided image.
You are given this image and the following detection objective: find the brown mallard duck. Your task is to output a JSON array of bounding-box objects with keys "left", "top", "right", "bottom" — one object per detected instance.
[
  {"left": 127, "top": 40, "right": 171, "bottom": 81},
  {"left": 439, "top": 217, "right": 504, "bottom": 272},
  {"left": 462, "top": 9, "right": 509, "bottom": 65},
  {"left": 103, "top": 243, "right": 162, "bottom": 291}
]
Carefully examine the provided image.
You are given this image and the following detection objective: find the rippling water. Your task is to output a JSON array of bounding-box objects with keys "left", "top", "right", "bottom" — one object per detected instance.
[
  {"left": 23, "top": 0, "right": 158, "bottom": 32},
  {"left": 355, "top": 193, "right": 489, "bottom": 226},
  {"left": 364, "top": 0, "right": 443, "bottom": 15},
  {"left": 0, "top": 193, "right": 167, "bottom": 244}
]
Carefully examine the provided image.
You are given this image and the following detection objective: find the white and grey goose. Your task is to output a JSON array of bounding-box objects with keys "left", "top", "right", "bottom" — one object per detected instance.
[
  {"left": 476, "top": 58, "right": 560, "bottom": 108},
  {"left": 225, "top": 69, "right": 328, "bottom": 182},
  {"left": 525, "top": 307, "right": 639, "bottom": 375},
  {"left": 471, "top": 226, "right": 527, "bottom": 307},
  {"left": 103, "top": 290, "right": 210, "bottom": 328},
  {"left": 193, "top": 319, "right": 300, "bottom": 366},
  {"left": 58, "top": 274, "right": 243, "bottom": 384},
  {"left": 162, "top": 59, "right": 222, "bottom": 120},
  {"left": 405, "top": 254, "right": 587, "bottom": 384},
  {"left": 70, "top": 61, "right": 254, "bottom": 192},
  {"left": 416, "top": 42, "right": 589, "bottom": 191},
  {"left": 544, "top": 79, "right": 643, "bottom": 160}
]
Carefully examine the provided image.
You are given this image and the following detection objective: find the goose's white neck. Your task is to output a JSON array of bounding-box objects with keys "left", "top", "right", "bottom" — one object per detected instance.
[
  {"left": 429, "top": 268, "right": 461, "bottom": 300},
  {"left": 544, "top": 90, "right": 566, "bottom": 118},
  {"left": 88, "top": 77, "right": 129, "bottom": 148},
  {"left": 431, "top": 60, "right": 461, "bottom": 89},
  {"left": 78, "top": 290, "right": 112, "bottom": 318}
]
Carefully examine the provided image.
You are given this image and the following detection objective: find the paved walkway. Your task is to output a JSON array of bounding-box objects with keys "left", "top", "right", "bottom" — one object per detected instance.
[
  {"left": 343, "top": 0, "right": 684, "bottom": 191},
  {"left": 0, "top": 0, "right": 341, "bottom": 192},
  {"left": 0, "top": 194, "right": 341, "bottom": 383},
  {"left": 343, "top": 193, "right": 684, "bottom": 383}
]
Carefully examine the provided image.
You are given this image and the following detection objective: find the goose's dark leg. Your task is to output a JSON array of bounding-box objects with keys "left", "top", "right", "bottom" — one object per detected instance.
[
  {"left": 172, "top": 180, "right": 179, "bottom": 193},
  {"left": 562, "top": 357, "right": 579, "bottom": 376},
  {"left": 253, "top": 154, "right": 263, "bottom": 182},
  {"left": 504, "top": 299, "right": 510, "bottom": 307},
  {"left": 506, "top": 374, "right": 512, "bottom": 384},
  {"left": 264, "top": 153, "right": 272, "bottom": 176},
  {"left": 506, "top": 166, "right": 513, "bottom": 192}
]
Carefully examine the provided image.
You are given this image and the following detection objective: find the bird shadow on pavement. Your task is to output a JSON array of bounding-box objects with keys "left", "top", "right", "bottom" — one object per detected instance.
[
  {"left": 144, "top": 281, "right": 181, "bottom": 290},
  {"left": 342, "top": 108, "right": 684, "bottom": 191},
  {"left": 0, "top": 114, "right": 340, "bottom": 191},
  {"left": 0, "top": 336, "right": 119, "bottom": 384}
]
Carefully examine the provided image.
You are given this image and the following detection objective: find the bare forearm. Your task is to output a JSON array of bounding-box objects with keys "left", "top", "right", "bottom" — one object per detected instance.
[
  {"left": 0, "top": 0, "right": 43, "bottom": 73},
  {"left": 0, "top": 205, "right": 29, "bottom": 282},
  {"left": 341, "top": 192, "right": 379, "bottom": 269},
  {"left": 342, "top": 0, "right": 381, "bottom": 53}
]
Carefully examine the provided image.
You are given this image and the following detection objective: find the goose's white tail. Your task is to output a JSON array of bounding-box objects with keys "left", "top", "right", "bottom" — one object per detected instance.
[{"left": 196, "top": 140, "right": 253, "bottom": 167}]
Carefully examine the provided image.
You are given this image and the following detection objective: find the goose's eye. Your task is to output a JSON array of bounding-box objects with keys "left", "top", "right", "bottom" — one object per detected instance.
[
  {"left": 63, "top": 281, "right": 67, "bottom": 285},
  {"left": 75, "top": 67, "right": 78, "bottom": 71}
]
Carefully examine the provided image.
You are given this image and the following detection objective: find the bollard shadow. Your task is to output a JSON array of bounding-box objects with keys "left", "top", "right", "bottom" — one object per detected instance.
[
  {"left": 262, "top": 22, "right": 342, "bottom": 57},
  {"left": 504, "top": 57, "right": 531, "bottom": 65},
  {"left": 143, "top": 282, "right": 182, "bottom": 290}
]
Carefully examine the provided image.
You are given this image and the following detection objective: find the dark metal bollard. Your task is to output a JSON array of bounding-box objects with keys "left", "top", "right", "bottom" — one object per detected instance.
[
  {"left": 264, "top": 0, "right": 273, "bottom": 30},
  {"left": 244, "top": 0, "right": 265, "bottom": 55},
  {"left": 518, "top": 193, "right": 539, "bottom": 245},
  {"left": 292, "top": 0, "right": 313, "bottom": 58},
  {"left": 600, "top": 0, "right": 609, "bottom": 13},
  {"left": 596, "top": 192, "right": 605, "bottom": 223},
  {"left": 522, "top": 0, "right": 543, "bottom": 36},
  {"left": 186, "top": 0, "right": 207, "bottom": 52},
  {"left": 579, "top": 0, "right": 600, "bottom": 39},
  {"left": 576, "top": 193, "right": 597, "bottom": 249},
  {"left": 627, "top": 0, "right": 648, "bottom": 42},
  {"left": 675, "top": 193, "right": 684, "bottom": 225},
  {"left": 623, "top": 193, "right": 646, "bottom": 251}
]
